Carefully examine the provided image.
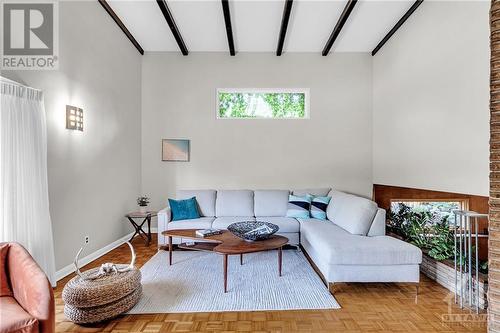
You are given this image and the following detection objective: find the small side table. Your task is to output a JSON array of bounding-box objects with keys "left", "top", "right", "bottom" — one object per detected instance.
[{"left": 125, "top": 211, "right": 157, "bottom": 246}]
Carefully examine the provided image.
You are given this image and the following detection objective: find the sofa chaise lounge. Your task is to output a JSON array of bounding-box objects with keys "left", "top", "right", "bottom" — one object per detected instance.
[{"left": 158, "top": 188, "right": 422, "bottom": 291}]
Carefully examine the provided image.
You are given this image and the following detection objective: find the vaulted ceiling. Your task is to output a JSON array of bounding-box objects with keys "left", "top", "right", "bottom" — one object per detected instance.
[{"left": 104, "top": 0, "right": 422, "bottom": 55}]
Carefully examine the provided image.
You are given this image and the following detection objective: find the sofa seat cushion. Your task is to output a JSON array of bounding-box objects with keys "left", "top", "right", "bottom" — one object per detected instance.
[
  {"left": 212, "top": 217, "right": 256, "bottom": 230},
  {"left": 177, "top": 190, "right": 216, "bottom": 217},
  {"left": 299, "top": 219, "right": 422, "bottom": 265},
  {"left": 168, "top": 217, "right": 215, "bottom": 230},
  {"left": 216, "top": 190, "right": 254, "bottom": 217},
  {"left": 326, "top": 190, "right": 378, "bottom": 236},
  {"left": 257, "top": 217, "right": 299, "bottom": 233},
  {"left": 254, "top": 190, "right": 289, "bottom": 217},
  {"left": 0, "top": 297, "right": 39, "bottom": 333}
]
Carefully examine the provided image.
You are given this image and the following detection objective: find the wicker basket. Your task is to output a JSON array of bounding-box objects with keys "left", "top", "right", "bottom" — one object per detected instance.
[
  {"left": 63, "top": 266, "right": 141, "bottom": 308},
  {"left": 64, "top": 286, "right": 142, "bottom": 324},
  {"left": 62, "top": 266, "right": 142, "bottom": 323}
]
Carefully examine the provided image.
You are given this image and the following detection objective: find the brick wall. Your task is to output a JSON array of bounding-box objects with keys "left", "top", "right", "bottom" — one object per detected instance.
[{"left": 491, "top": 1, "right": 500, "bottom": 331}]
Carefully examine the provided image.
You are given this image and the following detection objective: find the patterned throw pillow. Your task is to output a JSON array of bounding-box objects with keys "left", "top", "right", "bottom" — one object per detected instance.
[
  {"left": 310, "top": 196, "right": 331, "bottom": 220},
  {"left": 168, "top": 197, "right": 201, "bottom": 221},
  {"left": 286, "top": 194, "right": 312, "bottom": 218}
]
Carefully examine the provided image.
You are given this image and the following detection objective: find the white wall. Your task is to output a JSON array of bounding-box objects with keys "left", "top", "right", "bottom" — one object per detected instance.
[
  {"left": 373, "top": 1, "right": 490, "bottom": 196},
  {"left": 2, "top": 1, "right": 142, "bottom": 270},
  {"left": 141, "top": 53, "right": 373, "bottom": 211}
]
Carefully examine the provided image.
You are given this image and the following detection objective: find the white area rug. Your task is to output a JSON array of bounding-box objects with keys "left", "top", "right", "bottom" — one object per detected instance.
[{"left": 128, "top": 249, "right": 340, "bottom": 313}]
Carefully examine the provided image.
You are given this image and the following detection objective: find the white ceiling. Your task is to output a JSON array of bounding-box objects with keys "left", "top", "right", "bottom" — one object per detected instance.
[{"left": 107, "top": 0, "right": 416, "bottom": 53}]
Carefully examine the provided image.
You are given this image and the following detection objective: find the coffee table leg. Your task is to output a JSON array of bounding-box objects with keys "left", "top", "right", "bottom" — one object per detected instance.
[
  {"left": 240, "top": 253, "right": 243, "bottom": 265},
  {"left": 224, "top": 254, "right": 228, "bottom": 293},
  {"left": 278, "top": 246, "right": 282, "bottom": 277},
  {"left": 168, "top": 236, "right": 173, "bottom": 265}
]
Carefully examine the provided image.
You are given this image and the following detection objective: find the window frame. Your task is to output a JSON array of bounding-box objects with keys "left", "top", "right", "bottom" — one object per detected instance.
[
  {"left": 389, "top": 198, "right": 469, "bottom": 209},
  {"left": 216, "top": 88, "right": 310, "bottom": 120},
  {"left": 389, "top": 198, "right": 470, "bottom": 223}
]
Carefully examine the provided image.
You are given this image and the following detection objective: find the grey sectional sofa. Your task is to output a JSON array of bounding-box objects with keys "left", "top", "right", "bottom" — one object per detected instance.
[{"left": 158, "top": 188, "right": 422, "bottom": 290}]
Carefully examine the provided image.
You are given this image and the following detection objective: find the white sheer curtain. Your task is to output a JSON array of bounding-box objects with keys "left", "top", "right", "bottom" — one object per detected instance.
[{"left": 0, "top": 77, "right": 56, "bottom": 286}]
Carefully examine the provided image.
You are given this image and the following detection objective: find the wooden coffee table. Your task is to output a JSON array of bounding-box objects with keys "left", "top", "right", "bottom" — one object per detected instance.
[{"left": 162, "top": 229, "right": 288, "bottom": 292}]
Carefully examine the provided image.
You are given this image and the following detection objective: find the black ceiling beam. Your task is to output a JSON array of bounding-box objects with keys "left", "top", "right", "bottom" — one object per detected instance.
[
  {"left": 156, "top": 0, "right": 189, "bottom": 55},
  {"left": 276, "top": 0, "right": 294, "bottom": 56},
  {"left": 371, "top": 0, "right": 423, "bottom": 56},
  {"left": 322, "top": 0, "right": 357, "bottom": 56},
  {"left": 221, "top": 0, "right": 235, "bottom": 56},
  {"left": 98, "top": 0, "right": 144, "bottom": 55}
]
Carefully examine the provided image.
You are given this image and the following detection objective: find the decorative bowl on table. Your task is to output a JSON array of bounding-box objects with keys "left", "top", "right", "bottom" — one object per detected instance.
[{"left": 227, "top": 221, "right": 279, "bottom": 241}]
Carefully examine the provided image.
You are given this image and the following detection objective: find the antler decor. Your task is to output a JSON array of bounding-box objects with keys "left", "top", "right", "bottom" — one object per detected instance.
[
  {"left": 73, "top": 247, "right": 86, "bottom": 279},
  {"left": 73, "top": 242, "right": 136, "bottom": 280}
]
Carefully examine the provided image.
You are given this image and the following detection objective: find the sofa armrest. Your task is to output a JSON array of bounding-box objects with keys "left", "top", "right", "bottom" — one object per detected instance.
[
  {"left": 368, "top": 208, "right": 386, "bottom": 236},
  {"left": 158, "top": 207, "right": 171, "bottom": 247},
  {"left": 7, "top": 243, "right": 55, "bottom": 333}
]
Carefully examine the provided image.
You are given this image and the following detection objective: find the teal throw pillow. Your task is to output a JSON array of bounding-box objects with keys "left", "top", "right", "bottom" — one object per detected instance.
[{"left": 169, "top": 197, "right": 200, "bottom": 221}]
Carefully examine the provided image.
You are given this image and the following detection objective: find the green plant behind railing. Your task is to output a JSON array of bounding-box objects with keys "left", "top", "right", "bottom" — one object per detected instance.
[
  {"left": 387, "top": 202, "right": 412, "bottom": 233},
  {"left": 388, "top": 204, "right": 454, "bottom": 261},
  {"left": 406, "top": 210, "right": 434, "bottom": 249},
  {"left": 388, "top": 203, "right": 488, "bottom": 274},
  {"left": 428, "top": 218, "right": 455, "bottom": 260}
]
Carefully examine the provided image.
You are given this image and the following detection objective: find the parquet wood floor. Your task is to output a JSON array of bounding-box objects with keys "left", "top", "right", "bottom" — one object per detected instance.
[{"left": 54, "top": 234, "right": 487, "bottom": 333}]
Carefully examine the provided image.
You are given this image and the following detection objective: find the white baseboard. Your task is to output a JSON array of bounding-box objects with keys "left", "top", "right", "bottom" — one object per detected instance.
[{"left": 55, "top": 228, "right": 158, "bottom": 282}]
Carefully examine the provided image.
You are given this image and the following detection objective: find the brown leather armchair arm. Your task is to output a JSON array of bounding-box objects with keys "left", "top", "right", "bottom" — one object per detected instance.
[{"left": 7, "top": 243, "right": 55, "bottom": 333}]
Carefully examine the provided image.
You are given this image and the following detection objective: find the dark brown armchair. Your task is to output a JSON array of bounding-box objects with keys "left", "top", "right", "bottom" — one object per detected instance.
[{"left": 0, "top": 242, "right": 55, "bottom": 333}]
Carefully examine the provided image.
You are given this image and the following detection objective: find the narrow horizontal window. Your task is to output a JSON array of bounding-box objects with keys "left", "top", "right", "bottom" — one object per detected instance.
[
  {"left": 217, "top": 89, "right": 309, "bottom": 119},
  {"left": 390, "top": 200, "right": 466, "bottom": 224}
]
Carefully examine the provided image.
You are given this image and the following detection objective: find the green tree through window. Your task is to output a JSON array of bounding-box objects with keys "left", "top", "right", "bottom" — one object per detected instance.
[{"left": 218, "top": 90, "right": 307, "bottom": 119}]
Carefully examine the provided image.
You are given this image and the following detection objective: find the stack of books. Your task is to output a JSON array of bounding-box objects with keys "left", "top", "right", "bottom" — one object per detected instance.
[{"left": 196, "top": 229, "right": 223, "bottom": 237}]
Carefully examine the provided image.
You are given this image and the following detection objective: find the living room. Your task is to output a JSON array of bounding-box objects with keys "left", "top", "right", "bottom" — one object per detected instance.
[{"left": 0, "top": 0, "right": 494, "bottom": 332}]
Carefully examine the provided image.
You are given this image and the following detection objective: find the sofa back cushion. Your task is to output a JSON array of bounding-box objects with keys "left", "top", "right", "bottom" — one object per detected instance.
[
  {"left": 177, "top": 190, "right": 216, "bottom": 217},
  {"left": 254, "top": 190, "right": 289, "bottom": 217},
  {"left": 326, "top": 190, "right": 378, "bottom": 235},
  {"left": 292, "top": 188, "right": 331, "bottom": 197},
  {"left": 216, "top": 190, "right": 254, "bottom": 217}
]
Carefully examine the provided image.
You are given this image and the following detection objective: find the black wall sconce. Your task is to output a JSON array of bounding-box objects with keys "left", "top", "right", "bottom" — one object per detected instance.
[{"left": 66, "top": 105, "right": 83, "bottom": 131}]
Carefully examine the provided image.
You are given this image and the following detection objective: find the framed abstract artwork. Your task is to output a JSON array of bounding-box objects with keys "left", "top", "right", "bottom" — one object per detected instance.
[{"left": 162, "top": 139, "right": 190, "bottom": 162}]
